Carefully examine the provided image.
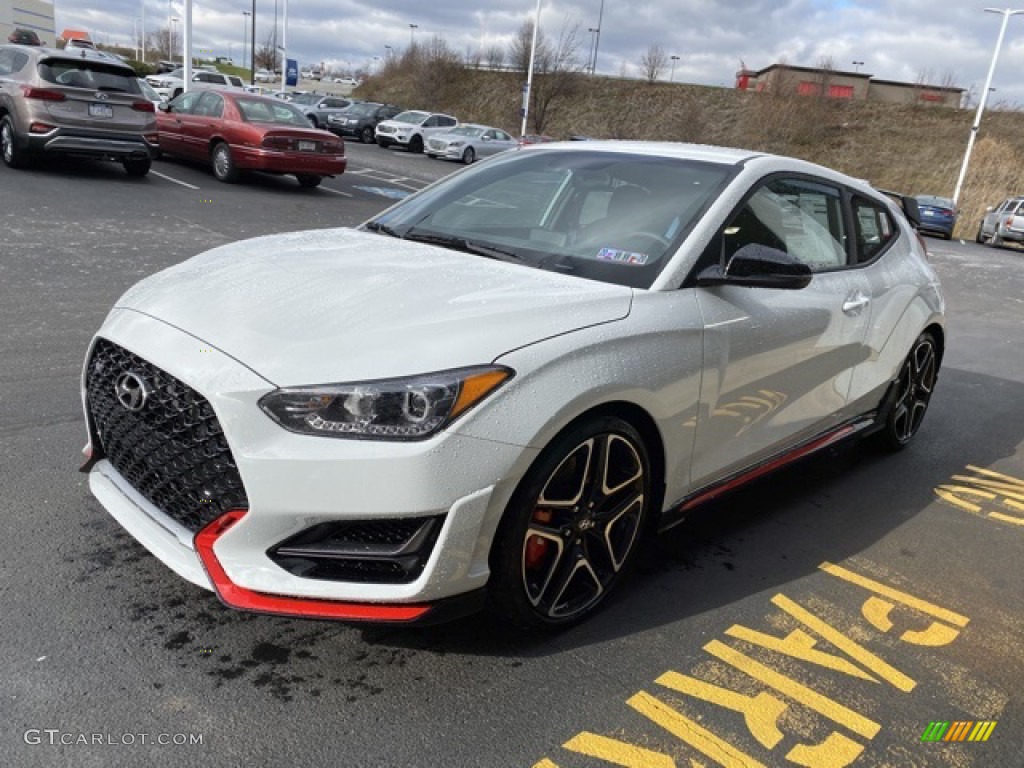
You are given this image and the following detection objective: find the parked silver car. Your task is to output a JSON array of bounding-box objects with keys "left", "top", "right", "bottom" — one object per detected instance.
[
  {"left": 0, "top": 44, "right": 156, "bottom": 175},
  {"left": 375, "top": 110, "right": 457, "bottom": 153},
  {"left": 976, "top": 196, "right": 1024, "bottom": 247},
  {"left": 287, "top": 93, "right": 355, "bottom": 129},
  {"left": 425, "top": 123, "right": 517, "bottom": 164}
]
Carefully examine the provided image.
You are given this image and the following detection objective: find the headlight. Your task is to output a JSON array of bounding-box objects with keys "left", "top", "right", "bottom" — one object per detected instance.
[
  {"left": 258, "top": 366, "right": 513, "bottom": 440},
  {"left": 450, "top": 141, "right": 465, "bottom": 148}
]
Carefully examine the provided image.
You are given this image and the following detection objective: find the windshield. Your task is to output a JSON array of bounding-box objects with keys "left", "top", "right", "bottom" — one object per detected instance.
[
  {"left": 289, "top": 93, "right": 320, "bottom": 106},
  {"left": 392, "top": 110, "right": 429, "bottom": 124},
  {"left": 914, "top": 195, "right": 954, "bottom": 208},
  {"left": 366, "top": 149, "right": 733, "bottom": 289},
  {"left": 236, "top": 98, "right": 311, "bottom": 126}
]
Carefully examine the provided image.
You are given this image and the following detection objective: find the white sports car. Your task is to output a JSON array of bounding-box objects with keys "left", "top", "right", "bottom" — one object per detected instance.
[{"left": 80, "top": 142, "right": 943, "bottom": 628}]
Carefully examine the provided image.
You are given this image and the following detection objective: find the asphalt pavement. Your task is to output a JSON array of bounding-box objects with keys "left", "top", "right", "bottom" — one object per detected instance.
[{"left": 0, "top": 147, "right": 1021, "bottom": 768}]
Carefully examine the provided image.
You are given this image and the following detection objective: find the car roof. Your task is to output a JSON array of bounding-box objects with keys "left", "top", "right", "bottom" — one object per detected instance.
[
  {"left": 9, "top": 44, "right": 135, "bottom": 70},
  {"left": 517, "top": 140, "right": 759, "bottom": 165}
]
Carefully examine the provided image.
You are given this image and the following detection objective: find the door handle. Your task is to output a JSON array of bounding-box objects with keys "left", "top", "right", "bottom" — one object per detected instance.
[{"left": 842, "top": 291, "right": 870, "bottom": 315}]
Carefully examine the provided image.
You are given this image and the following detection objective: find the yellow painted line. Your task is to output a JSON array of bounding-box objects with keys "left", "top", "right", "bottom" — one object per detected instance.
[
  {"left": 772, "top": 594, "right": 915, "bottom": 692},
  {"left": 532, "top": 759, "right": 560, "bottom": 768},
  {"left": 980, "top": 721, "right": 997, "bottom": 741},
  {"left": 967, "top": 722, "right": 986, "bottom": 741},
  {"left": 785, "top": 732, "right": 864, "bottom": 767},
  {"left": 628, "top": 691, "right": 767, "bottom": 768},
  {"left": 563, "top": 731, "right": 676, "bottom": 768},
  {"left": 964, "top": 464, "right": 1024, "bottom": 488},
  {"left": 989, "top": 511, "right": 1024, "bottom": 526},
  {"left": 704, "top": 639, "right": 880, "bottom": 740},
  {"left": 724, "top": 625, "right": 876, "bottom": 682},
  {"left": 934, "top": 485, "right": 992, "bottom": 514},
  {"left": 655, "top": 670, "right": 787, "bottom": 749},
  {"left": 861, "top": 596, "right": 893, "bottom": 632},
  {"left": 819, "top": 562, "right": 969, "bottom": 627}
]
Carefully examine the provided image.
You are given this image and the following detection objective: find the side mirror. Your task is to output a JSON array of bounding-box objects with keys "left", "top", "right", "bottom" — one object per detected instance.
[
  {"left": 901, "top": 197, "right": 922, "bottom": 228},
  {"left": 696, "top": 244, "right": 812, "bottom": 290},
  {"left": 158, "top": 102, "right": 172, "bottom": 112}
]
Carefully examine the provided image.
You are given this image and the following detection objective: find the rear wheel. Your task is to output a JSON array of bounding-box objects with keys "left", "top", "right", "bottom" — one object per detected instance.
[
  {"left": 360, "top": 126, "right": 374, "bottom": 144},
  {"left": 880, "top": 332, "right": 938, "bottom": 450},
  {"left": 296, "top": 174, "right": 322, "bottom": 188},
  {"left": 975, "top": 224, "right": 985, "bottom": 244},
  {"left": 462, "top": 147, "right": 476, "bottom": 164},
  {"left": 123, "top": 156, "right": 151, "bottom": 177},
  {"left": 488, "top": 416, "right": 653, "bottom": 629},
  {"left": 1, "top": 115, "right": 27, "bottom": 169},
  {"left": 408, "top": 134, "right": 423, "bottom": 154},
  {"left": 210, "top": 142, "right": 239, "bottom": 183}
]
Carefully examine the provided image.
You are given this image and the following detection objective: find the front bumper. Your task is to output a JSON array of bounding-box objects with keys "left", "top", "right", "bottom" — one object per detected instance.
[
  {"left": 426, "top": 146, "right": 465, "bottom": 161},
  {"left": 81, "top": 309, "right": 533, "bottom": 619}
]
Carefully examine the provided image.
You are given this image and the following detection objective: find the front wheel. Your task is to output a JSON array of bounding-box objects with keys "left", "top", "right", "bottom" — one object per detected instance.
[
  {"left": 879, "top": 332, "right": 938, "bottom": 450},
  {"left": 296, "top": 174, "right": 321, "bottom": 188},
  {"left": 210, "top": 142, "right": 239, "bottom": 183},
  {"left": 975, "top": 224, "right": 985, "bottom": 244},
  {"left": 488, "top": 416, "right": 653, "bottom": 629},
  {"left": 408, "top": 134, "right": 423, "bottom": 154},
  {"left": 360, "top": 126, "right": 374, "bottom": 144},
  {"left": 462, "top": 147, "right": 475, "bottom": 164}
]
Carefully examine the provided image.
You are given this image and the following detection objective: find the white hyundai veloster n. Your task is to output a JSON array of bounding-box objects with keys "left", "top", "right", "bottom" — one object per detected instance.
[{"left": 81, "top": 142, "right": 943, "bottom": 628}]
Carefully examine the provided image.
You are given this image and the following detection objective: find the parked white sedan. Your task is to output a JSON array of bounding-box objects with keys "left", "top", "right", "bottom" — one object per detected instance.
[{"left": 80, "top": 142, "right": 943, "bottom": 629}]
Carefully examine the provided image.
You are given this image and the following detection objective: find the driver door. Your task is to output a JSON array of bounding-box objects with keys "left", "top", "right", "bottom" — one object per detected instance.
[{"left": 690, "top": 176, "right": 873, "bottom": 488}]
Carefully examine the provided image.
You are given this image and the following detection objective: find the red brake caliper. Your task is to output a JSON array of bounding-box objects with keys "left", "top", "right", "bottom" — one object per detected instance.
[{"left": 525, "top": 509, "right": 552, "bottom": 569}]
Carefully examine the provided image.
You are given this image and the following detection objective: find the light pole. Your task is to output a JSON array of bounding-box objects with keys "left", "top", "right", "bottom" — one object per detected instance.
[
  {"left": 140, "top": 0, "right": 146, "bottom": 63},
  {"left": 669, "top": 54, "right": 680, "bottom": 82},
  {"left": 520, "top": 0, "right": 542, "bottom": 137},
  {"left": 242, "top": 10, "right": 251, "bottom": 76},
  {"left": 953, "top": 7, "right": 1024, "bottom": 204},
  {"left": 134, "top": 18, "right": 142, "bottom": 61},
  {"left": 409, "top": 23, "right": 419, "bottom": 47},
  {"left": 587, "top": 28, "right": 598, "bottom": 74},
  {"left": 591, "top": 0, "right": 605, "bottom": 75},
  {"left": 851, "top": 60, "right": 864, "bottom": 72},
  {"left": 170, "top": 17, "right": 179, "bottom": 63}
]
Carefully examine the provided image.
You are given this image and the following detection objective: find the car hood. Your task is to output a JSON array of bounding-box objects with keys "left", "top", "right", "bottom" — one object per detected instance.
[{"left": 115, "top": 228, "right": 633, "bottom": 387}]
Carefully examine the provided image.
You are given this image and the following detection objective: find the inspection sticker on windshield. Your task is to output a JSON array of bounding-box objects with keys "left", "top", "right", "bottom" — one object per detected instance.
[{"left": 595, "top": 247, "right": 649, "bottom": 265}]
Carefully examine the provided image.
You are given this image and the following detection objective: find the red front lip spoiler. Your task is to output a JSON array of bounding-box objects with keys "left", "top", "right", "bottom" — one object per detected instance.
[{"left": 194, "top": 509, "right": 431, "bottom": 622}]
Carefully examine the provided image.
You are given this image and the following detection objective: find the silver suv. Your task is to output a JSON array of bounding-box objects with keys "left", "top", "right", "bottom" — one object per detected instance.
[
  {"left": 0, "top": 44, "right": 157, "bottom": 175},
  {"left": 976, "top": 196, "right": 1024, "bottom": 247}
]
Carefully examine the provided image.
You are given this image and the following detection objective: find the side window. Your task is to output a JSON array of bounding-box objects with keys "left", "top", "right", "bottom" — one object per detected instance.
[
  {"left": 852, "top": 197, "right": 896, "bottom": 263},
  {"left": 723, "top": 178, "right": 847, "bottom": 272},
  {"left": 0, "top": 49, "right": 15, "bottom": 75},
  {"left": 441, "top": 116, "right": 457, "bottom": 127},
  {"left": 173, "top": 90, "right": 202, "bottom": 114},
  {"left": 423, "top": 116, "right": 439, "bottom": 127},
  {"left": 497, "top": 130, "right": 511, "bottom": 141}
]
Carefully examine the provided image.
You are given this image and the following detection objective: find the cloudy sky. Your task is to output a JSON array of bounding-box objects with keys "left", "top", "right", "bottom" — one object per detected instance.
[{"left": 50, "top": 0, "right": 1024, "bottom": 103}]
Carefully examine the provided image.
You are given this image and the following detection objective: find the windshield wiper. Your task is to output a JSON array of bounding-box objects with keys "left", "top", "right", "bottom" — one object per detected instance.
[
  {"left": 363, "top": 221, "right": 403, "bottom": 238},
  {"left": 403, "top": 230, "right": 526, "bottom": 265}
]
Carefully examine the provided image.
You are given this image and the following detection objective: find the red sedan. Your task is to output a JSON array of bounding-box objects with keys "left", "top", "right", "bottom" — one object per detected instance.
[{"left": 156, "top": 89, "right": 346, "bottom": 187}]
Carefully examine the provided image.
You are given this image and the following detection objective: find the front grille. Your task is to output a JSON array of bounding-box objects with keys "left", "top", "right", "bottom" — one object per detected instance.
[
  {"left": 428, "top": 139, "right": 444, "bottom": 151},
  {"left": 85, "top": 338, "right": 248, "bottom": 533}
]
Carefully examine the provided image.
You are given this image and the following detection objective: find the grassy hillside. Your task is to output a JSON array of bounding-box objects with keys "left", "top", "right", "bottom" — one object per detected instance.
[{"left": 358, "top": 67, "right": 1024, "bottom": 239}]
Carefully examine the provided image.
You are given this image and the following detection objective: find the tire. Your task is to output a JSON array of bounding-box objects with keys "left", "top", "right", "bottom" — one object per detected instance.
[
  {"left": 307, "top": 114, "right": 319, "bottom": 128},
  {"left": 360, "top": 126, "right": 374, "bottom": 144},
  {"left": 975, "top": 224, "right": 985, "bottom": 244},
  {"left": 488, "top": 415, "right": 654, "bottom": 629},
  {"left": 408, "top": 134, "right": 423, "bottom": 154},
  {"left": 123, "top": 156, "right": 151, "bottom": 177},
  {"left": 1, "top": 115, "right": 27, "bottom": 169},
  {"left": 462, "top": 147, "right": 475, "bottom": 164},
  {"left": 377, "top": 139, "right": 388, "bottom": 149},
  {"left": 296, "top": 174, "right": 321, "bottom": 188},
  {"left": 210, "top": 142, "right": 239, "bottom": 183},
  {"left": 879, "top": 332, "right": 939, "bottom": 451}
]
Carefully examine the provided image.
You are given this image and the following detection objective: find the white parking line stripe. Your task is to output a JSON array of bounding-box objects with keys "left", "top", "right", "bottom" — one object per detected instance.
[
  {"left": 150, "top": 170, "right": 201, "bottom": 190},
  {"left": 345, "top": 169, "right": 373, "bottom": 175},
  {"left": 321, "top": 186, "right": 353, "bottom": 197}
]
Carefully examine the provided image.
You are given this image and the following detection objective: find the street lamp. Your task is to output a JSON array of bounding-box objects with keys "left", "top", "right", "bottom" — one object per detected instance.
[
  {"left": 591, "top": 0, "right": 605, "bottom": 75},
  {"left": 953, "top": 7, "right": 1024, "bottom": 204},
  {"left": 587, "top": 28, "right": 598, "bottom": 75},
  {"left": 134, "top": 18, "right": 142, "bottom": 61},
  {"left": 409, "top": 23, "right": 419, "bottom": 47},
  {"left": 851, "top": 60, "right": 864, "bottom": 72},
  {"left": 670, "top": 54, "right": 680, "bottom": 82},
  {"left": 242, "top": 10, "right": 251, "bottom": 76},
  {"left": 170, "top": 17, "right": 179, "bottom": 63}
]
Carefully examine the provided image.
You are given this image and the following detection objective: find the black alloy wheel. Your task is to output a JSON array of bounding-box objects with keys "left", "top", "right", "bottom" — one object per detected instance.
[
  {"left": 361, "top": 126, "right": 374, "bottom": 144},
  {"left": 408, "top": 134, "right": 423, "bottom": 153},
  {"left": 123, "top": 156, "right": 151, "bottom": 177},
  {"left": 882, "top": 332, "right": 938, "bottom": 450},
  {"left": 489, "top": 416, "right": 653, "bottom": 628}
]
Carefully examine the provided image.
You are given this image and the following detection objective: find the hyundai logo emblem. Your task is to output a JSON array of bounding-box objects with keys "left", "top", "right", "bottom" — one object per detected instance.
[
  {"left": 114, "top": 371, "right": 148, "bottom": 412},
  {"left": 94, "top": 92, "right": 109, "bottom": 101}
]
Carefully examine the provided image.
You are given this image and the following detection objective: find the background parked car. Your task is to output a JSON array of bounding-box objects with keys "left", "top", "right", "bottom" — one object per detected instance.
[
  {"left": 375, "top": 110, "right": 457, "bottom": 153},
  {"left": 913, "top": 194, "right": 957, "bottom": 240},
  {"left": 518, "top": 134, "right": 556, "bottom": 146},
  {"left": 156, "top": 89, "right": 346, "bottom": 187},
  {"left": 977, "top": 196, "right": 1024, "bottom": 247},
  {"left": 425, "top": 123, "right": 517, "bottom": 164},
  {"left": 7, "top": 29, "right": 41, "bottom": 45},
  {"left": 287, "top": 93, "right": 355, "bottom": 129},
  {"left": 0, "top": 44, "right": 156, "bottom": 176},
  {"left": 137, "top": 77, "right": 164, "bottom": 107},
  {"left": 146, "top": 68, "right": 244, "bottom": 100},
  {"left": 326, "top": 101, "right": 402, "bottom": 144},
  {"left": 254, "top": 69, "right": 276, "bottom": 83}
]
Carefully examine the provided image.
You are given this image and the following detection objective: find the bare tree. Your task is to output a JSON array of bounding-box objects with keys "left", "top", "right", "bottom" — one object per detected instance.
[
  {"left": 512, "top": 20, "right": 585, "bottom": 133},
  {"left": 484, "top": 45, "right": 505, "bottom": 71},
  {"left": 147, "top": 25, "right": 177, "bottom": 61},
  {"left": 640, "top": 44, "right": 668, "bottom": 83},
  {"left": 255, "top": 33, "right": 276, "bottom": 71}
]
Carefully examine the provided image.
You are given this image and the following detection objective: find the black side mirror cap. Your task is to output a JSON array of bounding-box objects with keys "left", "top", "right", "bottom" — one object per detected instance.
[{"left": 696, "top": 244, "right": 812, "bottom": 290}]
